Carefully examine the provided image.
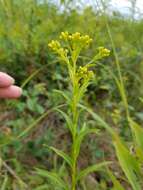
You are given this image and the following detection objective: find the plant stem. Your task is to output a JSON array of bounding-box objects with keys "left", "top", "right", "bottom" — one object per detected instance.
[
  {"left": 71, "top": 143, "right": 77, "bottom": 190},
  {"left": 100, "top": 0, "right": 130, "bottom": 117},
  {"left": 71, "top": 74, "right": 79, "bottom": 190}
]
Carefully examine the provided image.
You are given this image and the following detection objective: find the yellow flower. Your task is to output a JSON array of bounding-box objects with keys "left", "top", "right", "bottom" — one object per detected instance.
[
  {"left": 48, "top": 40, "right": 61, "bottom": 51},
  {"left": 72, "top": 32, "right": 81, "bottom": 40},
  {"left": 98, "top": 47, "right": 110, "bottom": 57},
  {"left": 48, "top": 32, "right": 109, "bottom": 67},
  {"left": 48, "top": 39, "right": 68, "bottom": 62},
  {"left": 58, "top": 48, "right": 68, "bottom": 61},
  {"left": 59, "top": 31, "right": 93, "bottom": 47},
  {"left": 81, "top": 35, "right": 93, "bottom": 45},
  {"left": 60, "top": 31, "right": 69, "bottom": 40},
  {"left": 77, "top": 66, "right": 94, "bottom": 80}
]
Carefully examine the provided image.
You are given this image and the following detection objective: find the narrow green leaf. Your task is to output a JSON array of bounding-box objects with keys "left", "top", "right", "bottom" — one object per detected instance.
[
  {"left": 135, "top": 146, "right": 143, "bottom": 164},
  {"left": 21, "top": 66, "right": 47, "bottom": 88},
  {"left": 49, "top": 146, "right": 72, "bottom": 167},
  {"left": 107, "top": 169, "right": 125, "bottom": 190},
  {"left": 54, "top": 108, "right": 73, "bottom": 134},
  {"left": 36, "top": 169, "right": 69, "bottom": 190},
  {"left": 17, "top": 105, "right": 65, "bottom": 139},
  {"left": 113, "top": 135, "right": 141, "bottom": 190},
  {"left": 1, "top": 175, "right": 8, "bottom": 190},
  {"left": 53, "top": 89, "right": 70, "bottom": 103},
  {"left": 76, "top": 161, "right": 111, "bottom": 182},
  {"left": 75, "top": 125, "right": 98, "bottom": 159},
  {"left": 113, "top": 76, "right": 128, "bottom": 112},
  {"left": 79, "top": 104, "right": 115, "bottom": 136},
  {"left": 128, "top": 117, "right": 143, "bottom": 150},
  {"left": 17, "top": 110, "right": 50, "bottom": 139},
  {"left": 35, "top": 184, "right": 50, "bottom": 190},
  {"left": 77, "top": 82, "right": 89, "bottom": 102},
  {"left": 139, "top": 97, "right": 143, "bottom": 104}
]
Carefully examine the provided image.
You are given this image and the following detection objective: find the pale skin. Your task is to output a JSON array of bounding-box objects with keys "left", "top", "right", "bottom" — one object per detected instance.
[{"left": 0, "top": 72, "right": 22, "bottom": 99}]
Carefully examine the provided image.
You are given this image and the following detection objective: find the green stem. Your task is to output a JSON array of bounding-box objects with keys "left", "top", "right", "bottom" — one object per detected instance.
[
  {"left": 71, "top": 138, "right": 77, "bottom": 190},
  {"left": 100, "top": 0, "right": 130, "bottom": 118},
  {"left": 105, "top": 19, "right": 129, "bottom": 117},
  {"left": 71, "top": 75, "right": 79, "bottom": 190}
]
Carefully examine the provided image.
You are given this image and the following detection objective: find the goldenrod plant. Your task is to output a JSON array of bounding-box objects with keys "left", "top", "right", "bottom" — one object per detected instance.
[
  {"left": 36, "top": 32, "right": 110, "bottom": 190},
  {"left": 1, "top": 1, "right": 143, "bottom": 189}
]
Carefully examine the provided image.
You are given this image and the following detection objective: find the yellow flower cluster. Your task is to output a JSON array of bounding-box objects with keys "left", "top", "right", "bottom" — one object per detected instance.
[
  {"left": 48, "top": 40, "right": 68, "bottom": 62},
  {"left": 77, "top": 66, "right": 94, "bottom": 80},
  {"left": 60, "top": 31, "right": 93, "bottom": 46},
  {"left": 48, "top": 32, "right": 110, "bottom": 68},
  {"left": 98, "top": 47, "right": 110, "bottom": 57},
  {"left": 48, "top": 40, "right": 61, "bottom": 51},
  {"left": 48, "top": 32, "right": 94, "bottom": 63},
  {"left": 60, "top": 31, "right": 69, "bottom": 41}
]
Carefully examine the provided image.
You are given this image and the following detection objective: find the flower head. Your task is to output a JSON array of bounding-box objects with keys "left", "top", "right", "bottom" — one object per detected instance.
[
  {"left": 60, "top": 31, "right": 69, "bottom": 41},
  {"left": 98, "top": 47, "right": 110, "bottom": 57},
  {"left": 48, "top": 40, "right": 61, "bottom": 51},
  {"left": 77, "top": 66, "right": 94, "bottom": 81},
  {"left": 80, "top": 35, "right": 93, "bottom": 45},
  {"left": 48, "top": 40, "right": 68, "bottom": 62},
  {"left": 60, "top": 32, "right": 92, "bottom": 48},
  {"left": 48, "top": 32, "right": 93, "bottom": 64}
]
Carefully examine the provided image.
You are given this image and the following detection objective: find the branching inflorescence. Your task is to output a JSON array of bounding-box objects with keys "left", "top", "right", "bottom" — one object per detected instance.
[{"left": 37, "top": 32, "right": 110, "bottom": 190}]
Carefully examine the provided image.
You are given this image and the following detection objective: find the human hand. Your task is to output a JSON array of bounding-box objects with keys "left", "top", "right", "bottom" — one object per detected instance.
[{"left": 0, "top": 72, "right": 22, "bottom": 99}]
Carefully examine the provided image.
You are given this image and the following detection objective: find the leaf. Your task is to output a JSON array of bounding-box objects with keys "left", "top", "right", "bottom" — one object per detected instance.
[
  {"left": 74, "top": 124, "right": 98, "bottom": 159},
  {"left": 54, "top": 108, "right": 73, "bottom": 134},
  {"left": 107, "top": 169, "right": 125, "bottom": 190},
  {"left": 36, "top": 169, "right": 69, "bottom": 190},
  {"left": 76, "top": 161, "right": 111, "bottom": 182},
  {"left": 17, "top": 109, "right": 51, "bottom": 138},
  {"left": 113, "top": 135, "right": 141, "bottom": 190},
  {"left": 35, "top": 184, "right": 50, "bottom": 190},
  {"left": 113, "top": 76, "right": 128, "bottom": 112},
  {"left": 77, "top": 82, "right": 89, "bottom": 102},
  {"left": 49, "top": 146, "right": 72, "bottom": 167},
  {"left": 128, "top": 117, "right": 143, "bottom": 150},
  {"left": 78, "top": 104, "right": 115, "bottom": 136},
  {"left": 53, "top": 89, "right": 70, "bottom": 103},
  {"left": 139, "top": 97, "right": 143, "bottom": 104},
  {"left": 1, "top": 175, "right": 8, "bottom": 190},
  {"left": 17, "top": 104, "right": 65, "bottom": 139}
]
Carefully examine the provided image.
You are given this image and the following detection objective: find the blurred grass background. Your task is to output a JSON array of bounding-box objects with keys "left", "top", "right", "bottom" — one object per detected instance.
[{"left": 0, "top": 0, "right": 143, "bottom": 189}]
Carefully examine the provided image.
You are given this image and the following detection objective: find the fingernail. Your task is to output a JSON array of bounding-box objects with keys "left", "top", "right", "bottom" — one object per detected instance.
[
  {"left": 5, "top": 74, "right": 15, "bottom": 84},
  {"left": 12, "top": 86, "right": 22, "bottom": 97},
  {"left": 10, "top": 77, "right": 15, "bottom": 84}
]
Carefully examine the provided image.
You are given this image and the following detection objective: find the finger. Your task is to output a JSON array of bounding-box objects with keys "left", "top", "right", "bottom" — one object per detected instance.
[
  {"left": 0, "top": 85, "right": 22, "bottom": 99},
  {"left": 0, "top": 72, "right": 15, "bottom": 87}
]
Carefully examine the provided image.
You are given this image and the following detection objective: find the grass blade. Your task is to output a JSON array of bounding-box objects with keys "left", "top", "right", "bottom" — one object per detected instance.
[
  {"left": 79, "top": 104, "right": 115, "bottom": 136},
  {"left": 36, "top": 169, "right": 69, "bottom": 190},
  {"left": 49, "top": 146, "right": 72, "bottom": 167},
  {"left": 113, "top": 135, "right": 141, "bottom": 190},
  {"left": 17, "top": 105, "right": 65, "bottom": 139},
  {"left": 128, "top": 117, "right": 143, "bottom": 150},
  {"left": 53, "top": 89, "right": 70, "bottom": 103},
  {"left": 107, "top": 169, "right": 125, "bottom": 190},
  {"left": 76, "top": 161, "right": 111, "bottom": 182}
]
